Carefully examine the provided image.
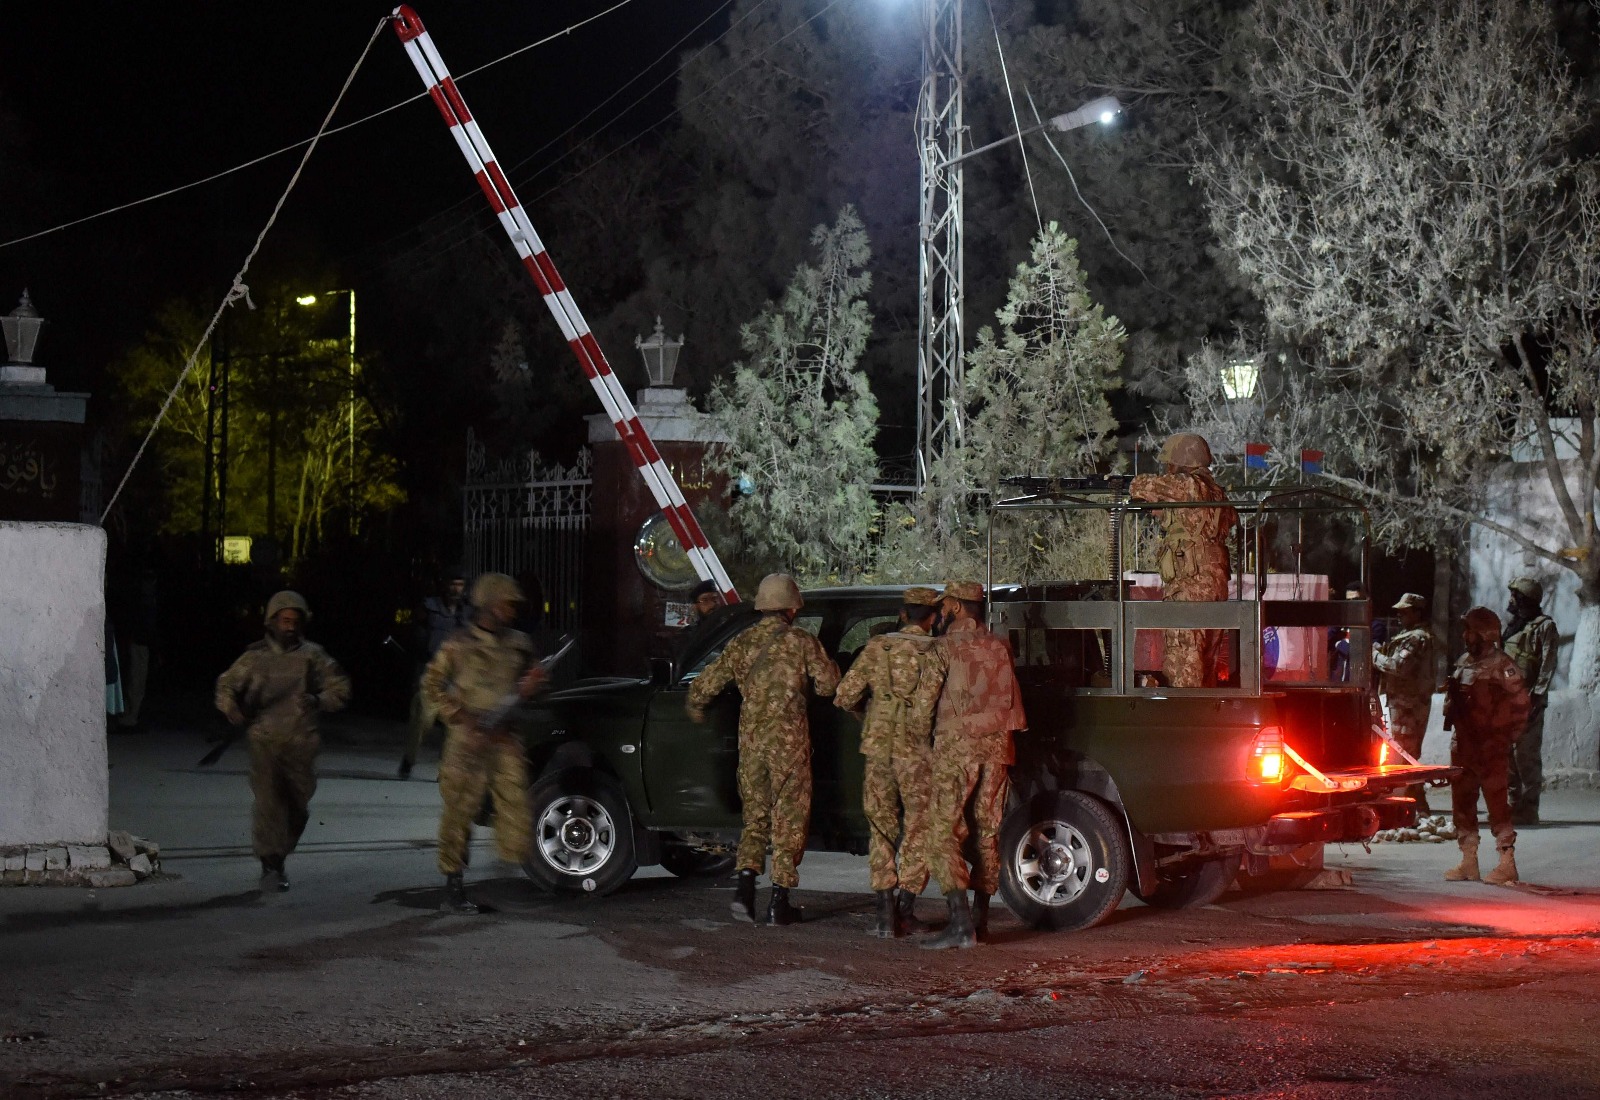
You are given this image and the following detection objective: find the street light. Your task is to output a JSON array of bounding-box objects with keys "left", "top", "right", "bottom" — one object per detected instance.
[
  {"left": 634, "top": 317, "right": 684, "bottom": 388},
  {"left": 296, "top": 290, "right": 357, "bottom": 532},
  {"left": 1221, "top": 358, "right": 1261, "bottom": 401},
  {"left": 937, "top": 95, "right": 1122, "bottom": 170},
  {"left": 2, "top": 290, "right": 45, "bottom": 367}
]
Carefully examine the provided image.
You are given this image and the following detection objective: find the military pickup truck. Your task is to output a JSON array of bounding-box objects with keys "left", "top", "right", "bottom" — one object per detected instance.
[{"left": 518, "top": 486, "right": 1452, "bottom": 931}]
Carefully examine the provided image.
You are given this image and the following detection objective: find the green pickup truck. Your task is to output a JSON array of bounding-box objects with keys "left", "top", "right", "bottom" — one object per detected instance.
[{"left": 519, "top": 487, "right": 1452, "bottom": 930}]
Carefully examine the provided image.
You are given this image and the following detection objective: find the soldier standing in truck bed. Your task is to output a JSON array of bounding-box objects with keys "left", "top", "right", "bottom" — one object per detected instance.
[
  {"left": 834, "top": 586, "right": 945, "bottom": 938},
  {"left": 1130, "top": 432, "right": 1238, "bottom": 688},
  {"left": 687, "top": 573, "right": 840, "bottom": 926},
  {"left": 215, "top": 591, "right": 351, "bottom": 892}
]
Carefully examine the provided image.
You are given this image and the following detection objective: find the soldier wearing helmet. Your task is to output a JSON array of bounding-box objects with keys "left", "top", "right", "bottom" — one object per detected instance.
[
  {"left": 1130, "top": 432, "right": 1239, "bottom": 687},
  {"left": 215, "top": 590, "right": 351, "bottom": 891},
  {"left": 1442, "top": 606, "right": 1531, "bottom": 886},
  {"left": 421, "top": 572, "right": 547, "bottom": 913},
  {"left": 687, "top": 573, "right": 840, "bottom": 925},
  {"left": 1372, "top": 593, "right": 1437, "bottom": 814},
  {"left": 834, "top": 586, "right": 946, "bottom": 938},
  {"left": 1503, "top": 576, "right": 1559, "bottom": 825}
]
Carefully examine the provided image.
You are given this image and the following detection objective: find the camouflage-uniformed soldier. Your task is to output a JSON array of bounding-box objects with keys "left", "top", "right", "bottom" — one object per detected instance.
[
  {"left": 922, "top": 580, "right": 1027, "bottom": 951},
  {"left": 1372, "top": 592, "right": 1436, "bottom": 814},
  {"left": 1503, "top": 577, "right": 1559, "bottom": 826},
  {"left": 1442, "top": 607, "right": 1531, "bottom": 886},
  {"left": 215, "top": 591, "right": 351, "bottom": 891},
  {"left": 834, "top": 587, "right": 945, "bottom": 938},
  {"left": 1130, "top": 432, "right": 1238, "bottom": 688},
  {"left": 422, "top": 572, "right": 547, "bottom": 914},
  {"left": 687, "top": 573, "right": 840, "bottom": 926}
]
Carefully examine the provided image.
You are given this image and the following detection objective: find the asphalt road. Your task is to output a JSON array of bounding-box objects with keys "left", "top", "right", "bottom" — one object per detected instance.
[{"left": 4, "top": 719, "right": 1600, "bottom": 1099}]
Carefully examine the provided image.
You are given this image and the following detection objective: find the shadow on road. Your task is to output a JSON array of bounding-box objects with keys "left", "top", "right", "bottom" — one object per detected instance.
[{"left": 2, "top": 889, "right": 265, "bottom": 933}]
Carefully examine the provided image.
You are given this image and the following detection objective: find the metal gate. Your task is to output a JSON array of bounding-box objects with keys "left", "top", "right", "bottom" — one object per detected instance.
[{"left": 462, "top": 429, "right": 590, "bottom": 632}]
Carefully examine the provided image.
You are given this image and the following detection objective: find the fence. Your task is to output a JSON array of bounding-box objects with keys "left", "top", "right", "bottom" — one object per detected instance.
[{"left": 461, "top": 429, "right": 590, "bottom": 633}]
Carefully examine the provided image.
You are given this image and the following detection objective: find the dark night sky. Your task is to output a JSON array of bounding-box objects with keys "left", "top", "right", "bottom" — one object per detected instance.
[{"left": 0, "top": 2, "right": 729, "bottom": 395}]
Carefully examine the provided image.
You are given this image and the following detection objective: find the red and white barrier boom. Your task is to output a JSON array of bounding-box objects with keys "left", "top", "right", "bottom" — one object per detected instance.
[{"left": 391, "top": 5, "right": 737, "bottom": 603}]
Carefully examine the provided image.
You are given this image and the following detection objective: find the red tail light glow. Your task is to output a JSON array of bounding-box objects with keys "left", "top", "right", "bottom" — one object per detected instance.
[{"left": 1251, "top": 726, "right": 1286, "bottom": 784}]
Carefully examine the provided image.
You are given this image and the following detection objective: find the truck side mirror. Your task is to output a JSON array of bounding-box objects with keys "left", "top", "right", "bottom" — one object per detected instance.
[{"left": 649, "top": 658, "right": 674, "bottom": 687}]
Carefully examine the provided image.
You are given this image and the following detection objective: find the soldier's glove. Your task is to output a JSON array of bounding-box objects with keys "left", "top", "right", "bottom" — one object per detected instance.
[{"left": 221, "top": 700, "right": 247, "bottom": 727}]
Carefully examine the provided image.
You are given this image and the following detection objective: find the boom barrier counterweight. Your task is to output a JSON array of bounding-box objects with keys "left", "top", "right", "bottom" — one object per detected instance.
[{"left": 390, "top": 5, "right": 737, "bottom": 603}]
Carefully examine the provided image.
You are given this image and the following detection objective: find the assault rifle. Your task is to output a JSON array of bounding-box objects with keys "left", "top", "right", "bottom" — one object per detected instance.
[
  {"left": 999, "top": 474, "right": 1134, "bottom": 497},
  {"left": 476, "top": 634, "right": 578, "bottom": 730}
]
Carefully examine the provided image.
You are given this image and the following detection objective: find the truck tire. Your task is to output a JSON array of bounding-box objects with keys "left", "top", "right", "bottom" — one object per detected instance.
[
  {"left": 1133, "top": 851, "right": 1243, "bottom": 909},
  {"left": 998, "top": 791, "right": 1130, "bottom": 932},
  {"left": 659, "top": 843, "right": 736, "bottom": 879},
  {"left": 522, "top": 769, "right": 637, "bottom": 896}
]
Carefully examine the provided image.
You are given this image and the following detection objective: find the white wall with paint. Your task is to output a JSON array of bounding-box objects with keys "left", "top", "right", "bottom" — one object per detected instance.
[{"left": 0, "top": 521, "right": 109, "bottom": 846}]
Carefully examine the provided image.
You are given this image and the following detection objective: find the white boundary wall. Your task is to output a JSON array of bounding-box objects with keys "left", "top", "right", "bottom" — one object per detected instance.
[{"left": 0, "top": 522, "right": 109, "bottom": 845}]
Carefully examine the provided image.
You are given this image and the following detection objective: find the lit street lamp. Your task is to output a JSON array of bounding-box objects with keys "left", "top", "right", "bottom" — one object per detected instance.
[
  {"left": 937, "top": 95, "right": 1122, "bottom": 170},
  {"left": 296, "top": 290, "right": 357, "bottom": 532},
  {"left": 1221, "top": 358, "right": 1261, "bottom": 401}
]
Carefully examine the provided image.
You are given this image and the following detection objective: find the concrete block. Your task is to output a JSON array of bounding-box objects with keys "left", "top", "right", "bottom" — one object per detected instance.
[
  {"left": 67, "top": 845, "right": 110, "bottom": 870},
  {"left": 128, "top": 853, "right": 152, "bottom": 878},
  {"left": 2, "top": 851, "right": 22, "bottom": 872},
  {"left": 24, "top": 849, "right": 44, "bottom": 872},
  {"left": 0, "top": 522, "right": 109, "bottom": 847},
  {"left": 1, "top": 869, "right": 22, "bottom": 884},
  {"left": 42, "top": 847, "right": 66, "bottom": 871},
  {"left": 107, "top": 830, "right": 135, "bottom": 863},
  {"left": 85, "top": 867, "right": 136, "bottom": 888}
]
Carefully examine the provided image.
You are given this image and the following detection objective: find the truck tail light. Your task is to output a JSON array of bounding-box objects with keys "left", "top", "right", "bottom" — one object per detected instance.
[{"left": 1251, "top": 726, "right": 1286, "bottom": 784}]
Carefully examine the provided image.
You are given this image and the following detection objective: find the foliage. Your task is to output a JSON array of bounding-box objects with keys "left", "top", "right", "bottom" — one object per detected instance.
[
  {"left": 707, "top": 207, "right": 881, "bottom": 582},
  {"left": 110, "top": 291, "right": 404, "bottom": 562},
  {"left": 881, "top": 224, "right": 1125, "bottom": 585}
]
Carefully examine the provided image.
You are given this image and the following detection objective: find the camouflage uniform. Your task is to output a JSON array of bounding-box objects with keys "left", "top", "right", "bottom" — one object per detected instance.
[
  {"left": 1502, "top": 611, "right": 1558, "bottom": 821},
  {"left": 422, "top": 624, "right": 538, "bottom": 875},
  {"left": 686, "top": 616, "right": 840, "bottom": 888},
  {"left": 1129, "top": 467, "right": 1238, "bottom": 687},
  {"left": 1445, "top": 647, "right": 1531, "bottom": 853},
  {"left": 834, "top": 618, "right": 943, "bottom": 894},
  {"left": 215, "top": 635, "right": 350, "bottom": 865},
  {"left": 928, "top": 613, "right": 1027, "bottom": 895},
  {"left": 1372, "top": 616, "right": 1436, "bottom": 809}
]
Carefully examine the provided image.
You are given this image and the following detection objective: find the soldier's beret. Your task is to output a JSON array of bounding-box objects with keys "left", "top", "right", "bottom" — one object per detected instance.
[
  {"left": 902, "top": 586, "right": 941, "bottom": 607},
  {"left": 1393, "top": 592, "right": 1427, "bottom": 611},
  {"left": 944, "top": 580, "right": 985, "bottom": 602}
]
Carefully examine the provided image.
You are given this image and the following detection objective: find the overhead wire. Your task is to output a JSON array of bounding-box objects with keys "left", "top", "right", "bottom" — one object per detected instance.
[
  {"left": 0, "top": 0, "right": 645, "bottom": 252},
  {"left": 985, "top": 0, "right": 1042, "bottom": 233},
  {"left": 98, "top": 16, "right": 392, "bottom": 524}
]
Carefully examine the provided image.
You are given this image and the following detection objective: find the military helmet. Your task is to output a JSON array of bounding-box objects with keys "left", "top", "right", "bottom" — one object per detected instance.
[
  {"left": 264, "top": 590, "right": 310, "bottom": 624},
  {"left": 944, "top": 580, "right": 985, "bottom": 602},
  {"left": 1461, "top": 606, "right": 1503, "bottom": 640},
  {"left": 1158, "top": 432, "right": 1214, "bottom": 469},
  {"left": 753, "top": 573, "right": 804, "bottom": 611},
  {"left": 470, "top": 572, "right": 523, "bottom": 608},
  {"left": 1508, "top": 576, "right": 1544, "bottom": 604}
]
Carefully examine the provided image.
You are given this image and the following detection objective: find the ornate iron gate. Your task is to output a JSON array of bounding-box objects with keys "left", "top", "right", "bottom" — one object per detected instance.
[{"left": 462, "top": 429, "right": 590, "bottom": 632}]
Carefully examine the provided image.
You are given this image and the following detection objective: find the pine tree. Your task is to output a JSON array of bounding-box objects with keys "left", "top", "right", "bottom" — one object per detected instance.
[{"left": 708, "top": 207, "right": 880, "bottom": 582}]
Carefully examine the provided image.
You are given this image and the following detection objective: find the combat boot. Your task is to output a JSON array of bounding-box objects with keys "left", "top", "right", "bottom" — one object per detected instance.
[
  {"left": 397, "top": 757, "right": 413, "bottom": 780},
  {"left": 259, "top": 857, "right": 289, "bottom": 892},
  {"left": 730, "top": 868, "right": 758, "bottom": 923},
  {"left": 870, "top": 889, "right": 895, "bottom": 938},
  {"left": 1483, "top": 847, "right": 1519, "bottom": 886},
  {"left": 895, "top": 889, "right": 928, "bottom": 935},
  {"left": 442, "top": 873, "right": 480, "bottom": 914},
  {"left": 1443, "top": 836, "right": 1481, "bottom": 882},
  {"left": 920, "top": 890, "right": 976, "bottom": 951},
  {"left": 971, "top": 892, "right": 991, "bottom": 940},
  {"left": 766, "top": 885, "right": 803, "bottom": 926}
]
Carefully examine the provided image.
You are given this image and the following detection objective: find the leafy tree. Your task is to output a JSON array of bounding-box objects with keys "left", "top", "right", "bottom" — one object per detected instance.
[
  {"left": 1191, "top": 0, "right": 1600, "bottom": 688},
  {"left": 882, "top": 223, "right": 1124, "bottom": 583},
  {"left": 708, "top": 207, "right": 880, "bottom": 582}
]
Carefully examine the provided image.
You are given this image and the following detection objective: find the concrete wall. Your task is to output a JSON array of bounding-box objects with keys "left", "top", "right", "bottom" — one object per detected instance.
[{"left": 0, "top": 521, "right": 108, "bottom": 846}]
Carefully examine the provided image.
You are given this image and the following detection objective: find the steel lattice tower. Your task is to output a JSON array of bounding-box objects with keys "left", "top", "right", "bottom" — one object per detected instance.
[{"left": 916, "top": 0, "right": 964, "bottom": 489}]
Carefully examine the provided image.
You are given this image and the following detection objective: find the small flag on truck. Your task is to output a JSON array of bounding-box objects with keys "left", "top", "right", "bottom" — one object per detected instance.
[
  {"left": 1300, "top": 449, "right": 1324, "bottom": 475},
  {"left": 1245, "top": 442, "right": 1269, "bottom": 470}
]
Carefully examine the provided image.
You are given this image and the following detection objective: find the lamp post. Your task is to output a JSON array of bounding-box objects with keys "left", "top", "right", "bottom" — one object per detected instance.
[
  {"left": 296, "top": 289, "right": 357, "bottom": 533},
  {"left": 1220, "top": 358, "right": 1261, "bottom": 401},
  {"left": 1, "top": 290, "right": 45, "bottom": 370},
  {"left": 634, "top": 317, "right": 684, "bottom": 387},
  {"left": 937, "top": 95, "right": 1122, "bottom": 170}
]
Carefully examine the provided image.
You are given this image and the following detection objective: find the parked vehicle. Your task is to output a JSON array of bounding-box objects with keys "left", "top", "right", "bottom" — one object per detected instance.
[{"left": 519, "top": 486, "right": 1452, "bottom": 930}]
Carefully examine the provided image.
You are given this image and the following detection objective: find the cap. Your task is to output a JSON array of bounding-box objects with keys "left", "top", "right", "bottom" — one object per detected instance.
[
  {"left": 902, "top": 586, "right": 941, "bottom": 607},
  {"left": 1393, "top": 593, "right": 1428, "bottom": 612},
  {"left": 944, "top": 580, "right": 985, "bottom": 602}
]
